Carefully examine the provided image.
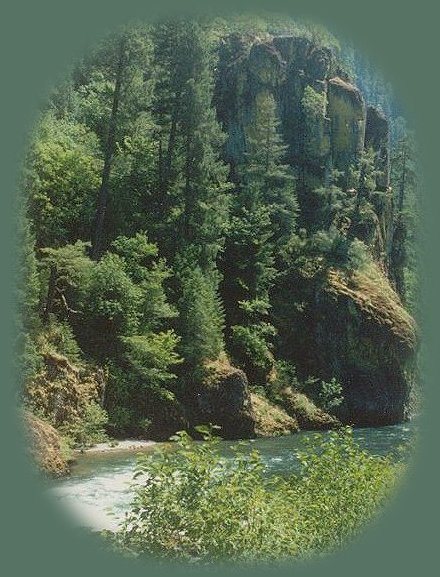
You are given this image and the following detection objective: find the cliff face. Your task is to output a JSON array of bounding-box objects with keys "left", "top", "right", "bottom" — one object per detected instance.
[
  {"left": 325, "top": 269, "right": 417, "bottom": 425},
  {"left": 215, "top": 35, "right": 392, "bottom": 246},
  {"left": 216, "top": 35, "right": 388, "bottom": 182},
  {"left": 216, "top": 34, "right": 417, "bottom": 426},
  {"left": 274, "top": 262, "right": 418, "bottom": 426}
]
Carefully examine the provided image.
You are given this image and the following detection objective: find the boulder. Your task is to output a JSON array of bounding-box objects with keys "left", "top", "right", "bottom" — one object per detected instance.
[
  {"left": 279, "top": 387, "right": 340, "bottom": 430},
  {"left": 194, "top": 358, "right": 256, "bottom": 439},
  {"left": 250, "top": 393, "right": 299, "bottom": 436},
  {"left": 274, "top": 261, "right": 417, "bottom": 427},
  {"left": 325, "top": 267, "right": 417, "bottom": 425}
]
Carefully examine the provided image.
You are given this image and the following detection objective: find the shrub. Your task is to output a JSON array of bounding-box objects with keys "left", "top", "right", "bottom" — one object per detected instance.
[
  {"left": 267, "top": 360, "right": 299, "bottom": 402},
  {"left": 65, "top": 401, "right": 108, "bottom": 448},
  {"left": 290, "top": 429, "right": 401, "bottom": 555},
  {"left": 38, "top": 320, "right": 83, "bottom": 365},
  {"left": 113, "top": 427, "right": 403, "bottom": 564},
  {"left": 107, "top": 405, "right": 134, "bottom": 437},
  {"left": 230, "top": 321, "right": 276, "bottom": 385},
  {"left": 300, "top": 376, "right": 344, "bottom": 413}
]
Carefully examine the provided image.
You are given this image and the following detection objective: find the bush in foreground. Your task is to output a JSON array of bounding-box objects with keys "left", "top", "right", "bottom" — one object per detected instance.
[{"left": 112, "top": 426, "right": 404, "bottom": 564}]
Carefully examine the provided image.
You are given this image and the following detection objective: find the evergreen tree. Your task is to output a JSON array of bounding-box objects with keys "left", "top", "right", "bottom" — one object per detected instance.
[
  {"left": 245, "top": 91, "right": 298, "bottom": 249},
  {"left": 222, "top": 91, "right": 297, "bottom": 384},
  {"left": 15, "top": 203, "right": 42, "bottom": 386},
  {"left": 150, "top": 20, "right": 232, "bottom": 385},
  {"left": 151, "top": 19, "right": 231, "bottom": 267},
  {"left": 389, "top": 119, "right": 418, "bottom": 307},
  {"left": 18, "top": 15, "right": 419, "bottom": 446},
  {"left": 70, "top": 26, "right": 154, "bottom": 259},
  {"left": 176, "top": 265, "right": 225, "bottom": 375}
]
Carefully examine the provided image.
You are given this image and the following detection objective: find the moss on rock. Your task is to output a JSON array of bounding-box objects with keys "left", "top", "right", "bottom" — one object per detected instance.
[
  {"left": 195, "top": 357, "right": 256, "bottom": 439},
  {"left": 250, "top": 393, "right": 299, "bottom": 436},
  {"left": 327, "top": 265, "right": 417, "bottom": 348},
  {"left": 279, "top": 387, "right": 340, "bottom": 430},
  {"left": 327, "top": 76, "right": 366, "bottom": 171},
  {"left": 23, "top": 410, "right": 71, "bottom": 477}
]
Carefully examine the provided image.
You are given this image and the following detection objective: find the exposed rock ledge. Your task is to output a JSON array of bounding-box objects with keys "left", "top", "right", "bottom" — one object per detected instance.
[{"left": 23, "top": 410, "right": 70, "bottom": 477}]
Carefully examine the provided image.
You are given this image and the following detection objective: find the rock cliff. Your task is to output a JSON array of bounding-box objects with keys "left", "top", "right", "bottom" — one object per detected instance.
[
  {"left": 215, "top": 34, "right": 392, "bottom": 251},
  {"left": 215, "top": 34, "right": 416, "bottom": 426}
]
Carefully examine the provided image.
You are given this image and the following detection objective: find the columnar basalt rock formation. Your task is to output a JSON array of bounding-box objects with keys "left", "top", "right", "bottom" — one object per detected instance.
[
  {"left": 215, "top": 35, "right": 384, "bottom": 178},
  {"left": 215, "top": 34, "right": 417, "bottom": 427}
]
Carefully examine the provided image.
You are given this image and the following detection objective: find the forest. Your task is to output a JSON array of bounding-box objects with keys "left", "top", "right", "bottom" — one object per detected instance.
[{"left": 17, "top": 15, "right": 419, "bottom": 478}]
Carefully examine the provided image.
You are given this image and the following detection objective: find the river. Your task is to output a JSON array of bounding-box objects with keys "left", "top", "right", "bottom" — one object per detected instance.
[{"left": 49, "top": 423, "right": 415, "bottom": 532}]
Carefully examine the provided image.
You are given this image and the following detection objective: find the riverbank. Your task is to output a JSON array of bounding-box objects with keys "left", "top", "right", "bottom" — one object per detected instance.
[
  {"left": 49, "top": 422, "right": 415, "bottom": 533},
  {"left": 76, "top": 439, "right": 156, "bottom": 454}
]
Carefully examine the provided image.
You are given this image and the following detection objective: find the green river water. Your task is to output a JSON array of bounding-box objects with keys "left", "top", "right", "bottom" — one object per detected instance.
[{"left": 50, "top": 422, "right": 415, "bottom": 531}]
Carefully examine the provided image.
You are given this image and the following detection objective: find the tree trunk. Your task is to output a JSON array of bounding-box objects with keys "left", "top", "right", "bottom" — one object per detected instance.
[
  {"left": 43, "top": 264, "right": 57, "bottom": 324},
  {"left": 387, "top": 143, "right": 407, "bottom": 267},
  {"left": 91, "top": 36, "right": 126, "bottom": 260}
]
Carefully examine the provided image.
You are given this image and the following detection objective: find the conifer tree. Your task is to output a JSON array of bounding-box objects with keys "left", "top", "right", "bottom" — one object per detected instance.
[
  {"left": 15, "top": 203, "right": 42, "bottom": 386},
  {"left": 222, "top": 91, "right": 297, "bottom": 384},
  {"left": 151, "top": 19, "right": 230, "bottom": 267},
  {"left": 151, "top": 20, "right": 231, "bottom": 379},
  {"left": 389, "top": 119, "right": 418, "bottom": 305}
]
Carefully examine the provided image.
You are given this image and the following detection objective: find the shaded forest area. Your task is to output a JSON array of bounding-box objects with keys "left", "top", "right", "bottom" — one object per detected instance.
[{"left": 17, "top": 15, "right": 419, "bottom": 471}]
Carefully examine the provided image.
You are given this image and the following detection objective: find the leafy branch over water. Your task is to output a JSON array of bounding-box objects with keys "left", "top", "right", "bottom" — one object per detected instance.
[{"left": 110, "top": 426, "right": 405, "bottom": 564}]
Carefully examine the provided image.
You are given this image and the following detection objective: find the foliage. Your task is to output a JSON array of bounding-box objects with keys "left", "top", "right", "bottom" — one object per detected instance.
[
  {"left": 113, "top": 427, "right": 402, "bottom": 564},
  {"left": 25, "top": 112, "right": 101, "bottom": 247},
  {"left": 298, "top": 376, "right": 344, "bottom": 413},
  {"left": 80, "top": 252, "right": 141, "bottom": 352},
  {"left": 266, "top": 360, "right": 300, "bottom": 402},
  {"left": 230, "top": 321, "right": 276, "bottom": 386},
  {"left": 111, "top": 233, "right": 177, "bottom": 330},
  {"left": 38, "top": 240, "right": 94, "bottom": 323},
  {"left": 19, "top": 15, "right": 418, "bottom": 459},
  {"left": 104, "top": 331, "right": 182, "bottom": 433},
  {"left": 389, "top": 118, "right": 419, "bottom": 311},
  {"left": 120, "top": 332, "right": 182, "bottom": 390},
  {"left": 65, "top": 401, "right": 109, "bottom": 448},
  {"left": 15, "top": 206, "right": 42, "bottom": 386},
  {"left": 302, "top": 85, "right": 327, "bottom": 119},
  {"left": 221, "top": 90, "right": 296, "bottom": 384},
  {"left": 176, "top": 266, "right": 225, "bottom": 372},
  {"left": 37, "top": 321, "right": 83, "bottom": 365},
  {"left": 301, "top": 85, "right": 328, "bottom": 160}
]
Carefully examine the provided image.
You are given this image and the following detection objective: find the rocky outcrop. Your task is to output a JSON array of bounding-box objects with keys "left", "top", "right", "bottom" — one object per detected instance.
[
  {"left": 327, "top": 77, "right": 366, "bottom": 172},
  {"left": 279, "top": 387, "right": 340, "bottom": 430},
  {"left": 250, "top": 393, "right": 299, "bottom": 436},
  {"left": 23, "top": 411, "right": 70, "bottom": 477},
  {"left": 215, "top": 34, "right": 417, "bottom": 429},
  {"left": 325, "top": 267, "right": 417, "bottom": 425},
  {"left": 215, "top": 34, "right": 396, "bottom": 258},
  {"left": 215, "top": 35, "right": 386, "bottom": 186},
  {"left": 365, "top": 106, "right": 390, "bottom": 191},
  {"left": 216, "top": 35, "right": 334, "bottom": 173},
  {"left": 194, "top": 358, "right": 256, "bottom": 439},
  {"left": 276, "top": 264, "right": 417, "bottom": 426}
]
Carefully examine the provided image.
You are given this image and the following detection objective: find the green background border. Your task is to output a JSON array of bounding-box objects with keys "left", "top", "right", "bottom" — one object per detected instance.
[{"left": 1, "top": 1, "right": 438, "bottom": 575}]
